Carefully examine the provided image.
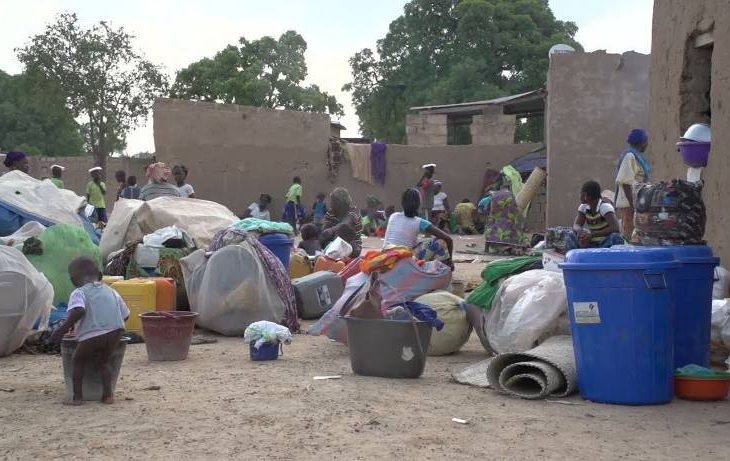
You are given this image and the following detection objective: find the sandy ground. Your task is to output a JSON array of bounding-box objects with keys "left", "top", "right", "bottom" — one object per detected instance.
[{"left": 1, "top": 236, "right": 729, "bottom": 459}]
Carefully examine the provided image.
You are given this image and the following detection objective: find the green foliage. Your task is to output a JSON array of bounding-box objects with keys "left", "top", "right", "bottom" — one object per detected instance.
[
  {"left": 17, "top": 12, "right": 168, "bottom": 167},
  {"left": 344, "top": 0, "right": 581, "bottom": 143},
  {"left": 170, "top": 31, "right": 344, "bottom": 116},
  {"left": 0, "top": 70, "right": 84, "bottom": 156}
]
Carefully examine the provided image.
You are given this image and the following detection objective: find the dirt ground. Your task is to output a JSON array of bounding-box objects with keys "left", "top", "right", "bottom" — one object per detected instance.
[{"left": 1, "top": 236, "right": 729, "bottom": 460}]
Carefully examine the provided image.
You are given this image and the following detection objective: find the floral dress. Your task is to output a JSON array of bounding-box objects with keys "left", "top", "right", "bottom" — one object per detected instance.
[{"left": 483, "top": 190, "right": 529, "bottom": 255}]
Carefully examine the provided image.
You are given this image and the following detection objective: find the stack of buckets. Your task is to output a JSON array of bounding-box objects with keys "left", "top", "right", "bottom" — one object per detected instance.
[{"left": 561, "top": 245, "right": 718, "bottom": 405}]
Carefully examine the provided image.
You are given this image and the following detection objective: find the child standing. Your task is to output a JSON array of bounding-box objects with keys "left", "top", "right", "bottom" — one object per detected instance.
[
  {"left": 312, "top": 193, "right": 327, "bottom": 229},
  {"left": 120, "top": 176, "right": 141, "bottom": 199},
  {"left": 172, "top": 165, "right": 196, "bottom": 198},
  {"left": 86, "top": 167, "right": 108, "bottom": 223},
  {"left": 283, "top": 177, "right": 303, "bottom": 231},
  {"left": 51, "top": 257, "right": 129, "bottom": 405}
]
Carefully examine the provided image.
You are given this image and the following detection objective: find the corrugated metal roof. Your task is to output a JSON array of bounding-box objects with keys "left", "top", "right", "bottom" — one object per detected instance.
[{"left": 409, "top": 89, "right": 545, "bottom": 115}]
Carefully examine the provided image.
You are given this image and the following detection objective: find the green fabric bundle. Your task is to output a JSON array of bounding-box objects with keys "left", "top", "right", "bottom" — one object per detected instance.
[{"left": 466, "top": 256, "right": 542, "bottom": 310}]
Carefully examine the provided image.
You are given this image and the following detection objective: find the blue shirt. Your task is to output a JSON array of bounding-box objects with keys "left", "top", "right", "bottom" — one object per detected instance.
[{"left": 313, "top": 201, "right": 327, "bottom": 219}]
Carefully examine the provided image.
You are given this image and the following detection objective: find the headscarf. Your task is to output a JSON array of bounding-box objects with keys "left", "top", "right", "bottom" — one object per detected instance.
[
  {"left": 3, "top": 151, "right": 26, "bottom": 168},
  {"left": 146, "top": 162, "right": 171, "bottom": 184},
  {"left": 627, "top": 128, "right": 648, "bottom": 146}
]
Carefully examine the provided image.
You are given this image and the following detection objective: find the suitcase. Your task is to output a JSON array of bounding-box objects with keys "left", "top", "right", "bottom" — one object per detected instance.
[{"left": 292, "top": 271, "right": 344, "bottom": 319}]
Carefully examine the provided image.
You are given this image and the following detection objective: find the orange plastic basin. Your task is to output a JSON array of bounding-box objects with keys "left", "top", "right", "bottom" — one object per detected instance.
[{"left": 675, "top": 376, "right": 730, "bottom": 401}]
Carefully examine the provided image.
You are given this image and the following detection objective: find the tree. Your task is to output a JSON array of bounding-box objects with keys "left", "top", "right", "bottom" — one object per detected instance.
[
  {"left": 17, "top": 12, "right": 168, "bottom": 169},
  {"left": 0, "top": 69, "right": 84, "bottom": 155},
  {"left": 170, "top": 31, "right": 344, "bottom": 116},
  {"left": 344, "top": 0, "right": 581, "bottom": 143}
]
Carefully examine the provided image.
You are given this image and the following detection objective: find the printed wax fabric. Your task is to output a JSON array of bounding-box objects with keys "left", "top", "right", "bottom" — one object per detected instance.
[
  {"left": 634, "top": 179, "right": 706, "bottom": 245},
  {"left": 483, "top": 191, "right": 529, "bottom": 250}
]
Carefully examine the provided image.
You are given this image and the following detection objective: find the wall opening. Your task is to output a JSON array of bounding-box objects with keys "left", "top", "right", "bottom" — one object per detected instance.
[
  {"left": 447, "top": 115, "right": 473, "bottom": 145},
  {"left": 680, "top": 30, "right": 713, "bottom": 132}
]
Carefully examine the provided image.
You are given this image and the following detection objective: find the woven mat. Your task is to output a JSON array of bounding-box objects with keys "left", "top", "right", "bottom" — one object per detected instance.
[
  {"left": 487, "top": 336, "right": 576, "bottom": 399},
  {"left": 452, "top": 336, "right": 576, "bottom": 400}
]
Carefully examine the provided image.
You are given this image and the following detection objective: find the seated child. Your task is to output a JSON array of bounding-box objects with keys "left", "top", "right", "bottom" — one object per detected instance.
[
  {"left": 566, "top": 180, "right": 625, "bottom": 251},
  {"left": 298, "top": 223, "right": 322, "bottom": 256},
  {"left": 454, "top": 199, "right": 477, "bottom": 235},
  {"left": 51, "top": 256, "right": 130, "bottom": 405}
]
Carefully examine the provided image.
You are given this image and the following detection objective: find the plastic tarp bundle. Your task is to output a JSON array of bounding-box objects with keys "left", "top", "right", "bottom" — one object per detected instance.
[
  {"left": 244, "top": 321, "right": 292, "bottom": 348},
  {"left": 0, "top": 221, "right": 46, "bottom": 246},
  {"left": 309, "top": 258, "right": 451, "bottom": 343},
  {"left": 99, "top": 199, "right": 143, "bottom": 262},
  {"left": 100, "top": 197, "right": 237, "bottom": 261},
  {"left": 467, "top": 256, "right": 543, "bottom": 309},
  {"left": 0, "top": 171, "right": 91, "bottom": 237},
  {"left": 25, "top": 224, "right": 101, "bottom": 305},
  {"left": 0, "top": 246, "right": 54, "bottom": 357},
  {"left": 181, "top": 244, "right": 287, "bottom": 336},
  {"left": 414, "top": 291, "right": 472, "bottom": 356},
  {"left": 484, "top": 270, "right": 570, "bottom": 354}
]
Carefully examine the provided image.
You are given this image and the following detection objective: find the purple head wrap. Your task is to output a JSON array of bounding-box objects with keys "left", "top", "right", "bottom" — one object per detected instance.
[
  {"left": 3, "top": 151, "right": 27, "bottom": 168},
  {"left": 627, "top": 129, "right": 648, "bottom": 146}
]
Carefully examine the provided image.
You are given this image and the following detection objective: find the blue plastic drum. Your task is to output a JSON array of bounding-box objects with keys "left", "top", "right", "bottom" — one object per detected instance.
[
  {"left": 664, "top": 245, "right": 718, "bottom": 368},
  {"left": 258, "top": 233, "right": 294, "bottom": 269},
  {"left": 561, "top": 247, "right": 680, "bottom": 405}
]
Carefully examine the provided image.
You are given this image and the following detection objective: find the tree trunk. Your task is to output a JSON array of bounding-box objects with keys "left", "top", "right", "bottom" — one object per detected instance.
[{"left": 93, "top": 149, "right": 107, "bottom": 174}]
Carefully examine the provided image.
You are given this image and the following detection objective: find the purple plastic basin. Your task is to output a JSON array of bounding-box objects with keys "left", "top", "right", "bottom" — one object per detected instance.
[{"left": 677, "top": 141, "right": 710, "bottom": 168}]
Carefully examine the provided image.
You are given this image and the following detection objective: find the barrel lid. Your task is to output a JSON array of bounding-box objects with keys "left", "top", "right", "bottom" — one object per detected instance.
[
  {"left": 616, "top": 244, "right": 719, "bottom": 265},
  {"left": 562, "top": 246, "right": 680, "bottom": 270}
]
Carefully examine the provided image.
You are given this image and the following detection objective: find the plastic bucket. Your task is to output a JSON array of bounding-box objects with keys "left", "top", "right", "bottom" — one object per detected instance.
[
  {"left": 345, "top": 317, "right": 432, "bottom": 378},
  {"left": 140, "top": 311, "right": 198, "bottom": 361},
  {"left": 561, "top": 247, "right": 680, "bottom": 405},
  {"left": 250, "top": 341, "right": 281, "bottom": 361},
  {"left": 61, "top": 336, "right": 129, "bottom": 401},
  {"left": 259, "top": 233, "right": 293, "bottom": 269}
]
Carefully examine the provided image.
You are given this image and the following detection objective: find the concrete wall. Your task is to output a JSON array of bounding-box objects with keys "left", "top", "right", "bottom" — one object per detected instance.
[
  {"left": 2, "top": 155, "right": 148, "bottom": 210},
  {"left": 546, "top": 51, "right": 650, "bottom": 226},
  {"left": 650, "top": 0, "right": 730, "bottom": 264},
  {"left": 471, "top": 107, "right": 516, "bottom": 145},
  {"left": 406, "top": 113, "right": 448, "bottom": 146},
  {"left": 153, "top": 98, "right": 540, "bottom": 219}
]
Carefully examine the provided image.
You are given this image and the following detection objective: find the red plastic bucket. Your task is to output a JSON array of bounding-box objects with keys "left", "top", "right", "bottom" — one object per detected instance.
[{"left": 140, "top": 311, "right": 198, "bottom": 361}]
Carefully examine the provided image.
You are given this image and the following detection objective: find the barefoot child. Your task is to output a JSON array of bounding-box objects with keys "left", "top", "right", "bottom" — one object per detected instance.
[{"left": 51, "top": 256, "right": 129, "bottom": 405}]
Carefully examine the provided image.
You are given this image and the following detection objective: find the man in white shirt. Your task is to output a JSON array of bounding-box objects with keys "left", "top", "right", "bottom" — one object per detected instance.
[{"left": 615, "top": 128, "right": 650, "bottom": 241}]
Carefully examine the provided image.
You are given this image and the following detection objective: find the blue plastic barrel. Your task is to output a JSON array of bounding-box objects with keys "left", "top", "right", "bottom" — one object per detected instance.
[
  {"left": 665, "top": 246, "right": 719, "bottom": 368},
  {"left": 561, "top": 247, "right": 679, "bottom": 405},
  {"left": 258, "top": 233, "right": 293, "bottom": 269}
]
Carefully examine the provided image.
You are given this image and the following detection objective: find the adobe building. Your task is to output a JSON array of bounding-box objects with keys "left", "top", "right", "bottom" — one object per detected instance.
[{"left": 649, "top": 0, "right": 729, "bottom": 263}]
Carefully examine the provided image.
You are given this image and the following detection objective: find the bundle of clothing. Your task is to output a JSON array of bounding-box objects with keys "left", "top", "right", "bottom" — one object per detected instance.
[{"left": 634, "top": 179, "right": 706, "bottom": 245}]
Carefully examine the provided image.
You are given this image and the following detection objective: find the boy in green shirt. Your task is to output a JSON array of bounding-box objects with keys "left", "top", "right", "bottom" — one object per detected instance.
[
  {"left": 50, "top": 164, "right": 65, "bottom": 189},
  {"left": 86, "top": 166, "right": 108, "bottom": 223},
  {"left": 283, "top": 176, "right": 302, "bottom": 231}
]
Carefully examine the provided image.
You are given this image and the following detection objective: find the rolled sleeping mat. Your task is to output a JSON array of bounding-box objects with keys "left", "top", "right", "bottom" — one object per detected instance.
[{"left": 516, "top": 167, "right": 546, "bottom": 211}]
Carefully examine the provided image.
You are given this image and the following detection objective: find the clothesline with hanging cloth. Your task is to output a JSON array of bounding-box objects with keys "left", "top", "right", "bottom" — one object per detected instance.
[
  {"left": 346, "top": 142, "right": 387, "bottom": 184},
  {"left": 371, "top": 142, "right": 387, "bottom": 185}
]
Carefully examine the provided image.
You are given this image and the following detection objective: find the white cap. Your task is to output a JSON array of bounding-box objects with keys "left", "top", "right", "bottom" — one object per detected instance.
[
  {"left": 50, "top": 164, "right": 65, "bottom": 171},
  {"left": 422, "top": 163, "right": 436, "bottom": 169},
  {"left": 88, "top": 166, "right": 103, "bottom": 173}
]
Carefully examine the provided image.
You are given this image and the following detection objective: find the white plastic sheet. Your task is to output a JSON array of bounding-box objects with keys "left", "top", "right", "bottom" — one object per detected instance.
[
  {"left": 0, "top": 221, "right": 46, "bottom": 246},
  {"left": 485, "top": 269, "right": 569, "bottom": 354},
  {"left": 181, "top": 244, "right": 287, "bottom": 336},
  {"left": 324, "top": 237, "right": 353, "bottom": 260},
  {"left": 0, "top": 246, "right": 54, "bottom": 356},
  {"left": 714, "top": 267, "right": 730, "bottom": 300},
  {"left": 0, "top": 171, "right": 86, "bottom": 226}
]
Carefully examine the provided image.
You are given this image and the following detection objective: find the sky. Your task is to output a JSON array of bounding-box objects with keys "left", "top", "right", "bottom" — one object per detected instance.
[{"left": 0, "top": 0, "right": 653, "bottom": 156}]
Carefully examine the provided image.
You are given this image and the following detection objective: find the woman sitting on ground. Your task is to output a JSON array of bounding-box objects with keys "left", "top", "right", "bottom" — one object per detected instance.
[
  {"left": 320, "top": 187, "right": 363, "bottom": 258},
  {"left": 139, "top": 163, "right": 182, "bottom": 201},
  {"left": 384, "top": 188, "right": 454, "bottom": 269}
]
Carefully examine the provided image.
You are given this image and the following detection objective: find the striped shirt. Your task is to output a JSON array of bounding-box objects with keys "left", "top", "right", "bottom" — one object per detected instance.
[
  {"left": 578, "top": 200, "right": 615, "bottom": 242},
  {"left": 139, "top": 182, "right": 182, "bottom": 201}
]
